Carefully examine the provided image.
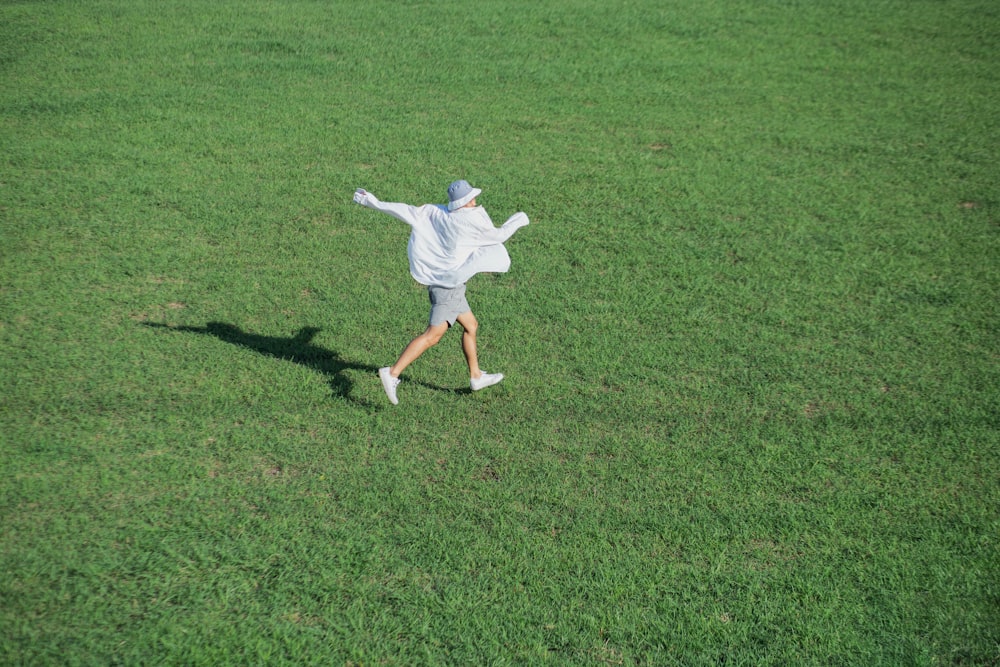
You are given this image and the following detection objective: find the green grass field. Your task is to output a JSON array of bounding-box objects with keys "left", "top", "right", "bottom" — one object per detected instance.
[{"left": 2, "top": 0, "right": 998, "bottom": 664}]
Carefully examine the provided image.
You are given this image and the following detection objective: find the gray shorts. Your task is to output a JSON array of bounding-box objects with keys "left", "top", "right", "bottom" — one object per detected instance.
[{"left": 428, "top": 284, "right": 471, "bottom": 326}]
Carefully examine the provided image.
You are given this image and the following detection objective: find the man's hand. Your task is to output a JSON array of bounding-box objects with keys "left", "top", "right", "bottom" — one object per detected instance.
[{"left": 353, "top": 188, "right": 369, "bottom": 205}]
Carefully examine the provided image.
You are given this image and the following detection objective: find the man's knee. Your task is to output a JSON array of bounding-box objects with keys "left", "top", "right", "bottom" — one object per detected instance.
[
  {"left": 422, "top": 324, "right": 448, "bottom": 346},
  {"left": 458, "top": 312, "right": 478, "bottom": 335}
]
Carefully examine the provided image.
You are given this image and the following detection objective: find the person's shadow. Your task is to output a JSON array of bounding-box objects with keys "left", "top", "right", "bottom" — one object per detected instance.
[{"left": 144, "top": 321, "right": 451, "bottom": 404}]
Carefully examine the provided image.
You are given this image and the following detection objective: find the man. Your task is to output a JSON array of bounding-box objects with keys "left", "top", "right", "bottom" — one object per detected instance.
[{"left": 352, "top": 180, "right": 529, "bottom": 404}]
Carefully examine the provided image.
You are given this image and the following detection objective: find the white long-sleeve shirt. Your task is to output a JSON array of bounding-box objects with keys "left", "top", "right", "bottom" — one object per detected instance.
[{"left": 355, "top": 191, "right": 529, "bottom": 288}]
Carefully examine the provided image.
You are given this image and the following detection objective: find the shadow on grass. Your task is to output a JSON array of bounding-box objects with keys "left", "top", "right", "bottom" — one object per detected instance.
[{"left": 143, "top": 321, "right": 455, "bottom": 404}]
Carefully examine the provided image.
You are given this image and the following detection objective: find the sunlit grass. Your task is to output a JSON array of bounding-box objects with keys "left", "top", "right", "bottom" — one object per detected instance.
[{"left": 2, "top": 0, "right": 998, "bottom": 664}]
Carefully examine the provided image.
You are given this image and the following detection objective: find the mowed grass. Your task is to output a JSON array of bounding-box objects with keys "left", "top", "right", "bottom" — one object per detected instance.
[{"left": 2, "top": 0, "right": 998, "bottom": 664}]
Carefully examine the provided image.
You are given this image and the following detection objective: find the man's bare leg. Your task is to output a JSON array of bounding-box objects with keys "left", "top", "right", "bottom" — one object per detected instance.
[
  {"left": 390, "top": 322, "right": 449, "bottom": 378},
  {"left": 457, "top": 311, "right": 504, "bottom": 391},
  {"left": 456, "top": 311, "right": 481, "bottom": 379}
]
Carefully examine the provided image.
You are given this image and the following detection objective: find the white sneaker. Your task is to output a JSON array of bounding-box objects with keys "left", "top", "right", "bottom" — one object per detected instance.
[
  {"left": 379, "top": 367, "right": 400, "bottom": 404},
  {"left": 470, "top": 371, "right": 503, "bottom": 391}
]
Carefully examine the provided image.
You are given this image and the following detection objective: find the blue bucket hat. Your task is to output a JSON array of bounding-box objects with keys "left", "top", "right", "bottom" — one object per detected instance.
[{"left": 447, "top": 179, "right": 482, "bottom": 211}]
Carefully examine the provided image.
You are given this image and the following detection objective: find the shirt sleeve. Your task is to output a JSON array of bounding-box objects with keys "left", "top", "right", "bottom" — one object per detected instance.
[
  {"left": 458, "top": 210, "right": 530, "bottom": 248},
  {"left": 361, "top": 195, "right": 432, "bottom": 227}
]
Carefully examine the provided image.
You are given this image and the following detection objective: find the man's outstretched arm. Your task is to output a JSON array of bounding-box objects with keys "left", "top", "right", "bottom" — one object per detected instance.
[{"left": 353, "top": 188, "right": 427, "bottom": 226}]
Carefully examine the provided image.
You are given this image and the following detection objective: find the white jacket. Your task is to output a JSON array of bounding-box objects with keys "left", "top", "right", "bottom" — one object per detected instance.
[{"left": 354, "top": 190, "right": 529, "bottom": 288}]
